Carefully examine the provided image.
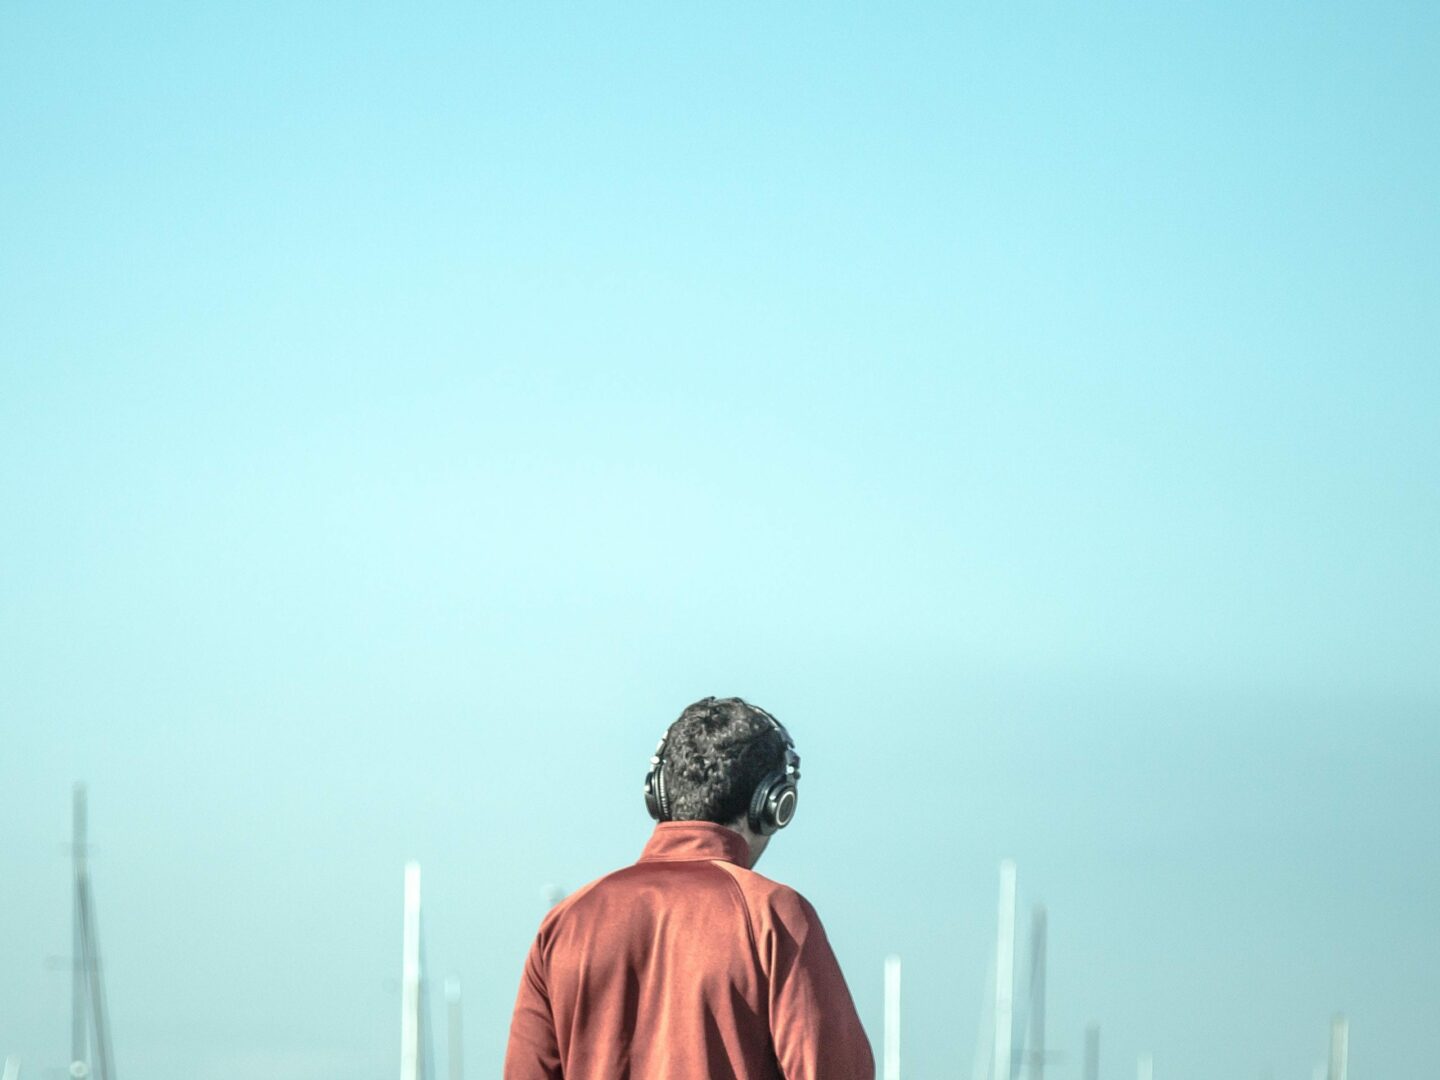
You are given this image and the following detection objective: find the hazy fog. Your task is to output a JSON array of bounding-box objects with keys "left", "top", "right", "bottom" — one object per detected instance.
[{"left": 3, "top": 4, "right": 1437, "bottom": 1078}]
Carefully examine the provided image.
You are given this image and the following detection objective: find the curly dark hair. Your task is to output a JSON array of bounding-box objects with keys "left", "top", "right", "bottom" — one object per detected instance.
[{"left": 660, "top": 697, "right": 788, "bottom": 825}]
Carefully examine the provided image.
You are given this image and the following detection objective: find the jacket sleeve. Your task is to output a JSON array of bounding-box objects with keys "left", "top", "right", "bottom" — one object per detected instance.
[
  {"left": 763, "top": 889, "right": 875, "bottom": 1080},
  {"left": 503, "top": 934, "right": 564, "bottom": 1080}
]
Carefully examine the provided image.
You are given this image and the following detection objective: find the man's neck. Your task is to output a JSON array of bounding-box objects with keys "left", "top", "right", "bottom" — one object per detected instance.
[{"left": 723, "top": 818, "right": 770, "bottom": 868}]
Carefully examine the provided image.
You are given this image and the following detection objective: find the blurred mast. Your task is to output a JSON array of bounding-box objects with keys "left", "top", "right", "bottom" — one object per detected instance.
[
  {"left": 1027, "top": 906, "right": 1047, "bottom": 1080},
  {"left": 994, "top": 859, "right": 1017, "bottom": 1080},
  {"left": 70, "top": 784, "right": 115, "bottom": 1080},
  {"left": 2, "top": 1055, "right": 19, "bottom": 1080},
  {"left": 1327, "top": 1015, "right": 1348, "bottom": 1080},
  {"left": 1083, "top": 1025, "right": 1099, "bottom": 1080},
  {"left": 400, "top": 862, "right": 424, "bottom": 1080},
  {"left": 71, "top": 787, "right": 87, "bottom": 1075}
]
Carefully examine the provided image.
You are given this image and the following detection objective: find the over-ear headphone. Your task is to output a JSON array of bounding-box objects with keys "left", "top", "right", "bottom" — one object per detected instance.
[{"left": 643, "top": 707, "right": 801, "bottom": 835}]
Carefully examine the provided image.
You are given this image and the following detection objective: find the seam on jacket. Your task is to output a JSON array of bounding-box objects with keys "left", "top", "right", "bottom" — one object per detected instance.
[{"left": 713, "top": 861, "right": 764, "bottom": 981}]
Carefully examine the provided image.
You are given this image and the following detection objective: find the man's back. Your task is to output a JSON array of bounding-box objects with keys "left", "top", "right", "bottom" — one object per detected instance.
[{"left": 504, "top": 822, "right": 874, "bottom": 1080}]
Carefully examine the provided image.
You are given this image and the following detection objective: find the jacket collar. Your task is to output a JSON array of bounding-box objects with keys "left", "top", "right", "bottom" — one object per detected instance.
[{"left": 639, "top": 821, "right": 752, "bottom": 868}]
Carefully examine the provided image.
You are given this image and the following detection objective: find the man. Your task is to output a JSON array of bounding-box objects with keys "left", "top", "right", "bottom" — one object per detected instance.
[{"left": 504, "top": 696, "right": 874, "bottom": 1079}]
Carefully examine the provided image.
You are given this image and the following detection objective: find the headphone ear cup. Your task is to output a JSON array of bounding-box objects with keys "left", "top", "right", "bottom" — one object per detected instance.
[
  {"left": 644, "top": 734, "right": 671, "bottom": 822},
  {"left": 656, "top": 763, "right": 671, "bottom": 821},
  {"left": 770, "top": 779, "right": 797, "bottom": 831},
  {"left": 748, "top": 772, "right": 798, "bottom": 835}
]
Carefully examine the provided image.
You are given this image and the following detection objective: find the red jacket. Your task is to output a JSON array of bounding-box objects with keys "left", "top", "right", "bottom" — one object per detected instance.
[{"left": 504, "top": 821, "right": 875, "bottom": 1079}]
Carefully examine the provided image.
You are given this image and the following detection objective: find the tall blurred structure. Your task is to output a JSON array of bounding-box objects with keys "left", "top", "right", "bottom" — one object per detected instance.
[
  {"left": 2, "top": 1055, "right": 20, "bottom": 1080},
  {"left": 994, "top": 859, "right": 1017, "bottom": 1080},
  {"left": 1026, "top": 906, "right": 1047, "bottom": 1080},
  {"left": 400, "top": 862, "right": 428, "bottom": 1080},
  {"left": 1327, "top": 1015, "right": 1348, "bottom": 1080},
  {"left": 1083, "top": 1025, "right": 1100, "bottom": 1080},
  {"left": 1137, "top": 1053, "right": 1153, "bottom": 1080},
  {"left": 69, "top": 784, "right": 115, "bottom": 1080},
  {"left": 883, "top": 954, "right": 901, "bottom": 1080}
]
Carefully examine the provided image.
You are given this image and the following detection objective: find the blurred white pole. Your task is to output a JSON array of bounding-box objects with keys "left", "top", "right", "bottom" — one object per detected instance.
[
  {"left": 1028, "top": 905, "right": 1047, "bottom": 1080},
  {"left": 70, "top": 784, "right": 113, "bottom": 1080},
  {"left": 883, "top": 954, "right": 901, "bottom": 1080},
  {"left": 71, "top": 786, "right": 88, "bottom": 1079},
  {"left": 1327, "top": 1015, "right": 1348, "bottom": 1080},
  {"left": 401, "top": 862, "right": 422, "bottom": 1080},
  {"left": 2, "top": 1055, "right": 19, "bottom": 1080},
  {"left": 994, "top": 859, "right": 1017, "bottom": 1080},
  {"left": 1137, "top": 1053, "right": 1153, "bottom": 1080}
]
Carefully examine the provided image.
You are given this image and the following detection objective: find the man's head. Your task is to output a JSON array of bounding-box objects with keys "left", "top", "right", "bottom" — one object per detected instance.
[{"left": 644, "top": 696, "right": 799, "bottom": 865}]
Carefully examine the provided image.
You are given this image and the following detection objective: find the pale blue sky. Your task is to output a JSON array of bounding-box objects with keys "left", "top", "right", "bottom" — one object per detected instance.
[{"left": 2, "top": 4, "right": 1437, "bottom": 1079}]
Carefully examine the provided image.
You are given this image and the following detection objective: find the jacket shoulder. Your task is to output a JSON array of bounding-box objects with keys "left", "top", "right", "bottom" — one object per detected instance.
[{"left": 713, "top": 863, "right": 820, "bottom": 927}]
